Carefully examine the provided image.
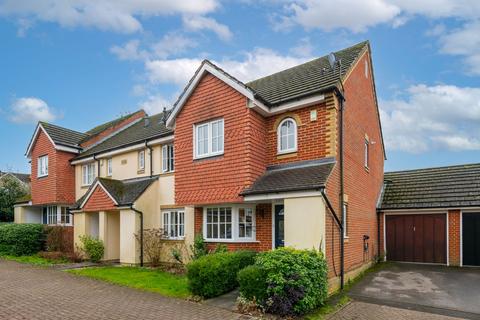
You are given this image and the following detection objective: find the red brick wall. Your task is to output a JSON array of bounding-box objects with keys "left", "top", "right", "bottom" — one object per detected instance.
[
  {"left": 31, "top": 129, "right": 76, "bottom": 205},
  {"left": 448, "top": 209, "right": 461, "bottom": 266},
  {"left": 265, "top": 104, "right": 329, "bottom": 165},
  {"left": 82, "top": 185, "right": 117, "bottom": 212},
  {"left": 193, "top": 203, "right": 272, "bottom": 251},
  {"left": 324, "top": 50, "right": 384, "bottom": 277},
  {"left": 174, "top": 73, "right": 267, "bottom": 205},
  {"left": 80, "top": 110, "right": 146, "bottom": 148}
]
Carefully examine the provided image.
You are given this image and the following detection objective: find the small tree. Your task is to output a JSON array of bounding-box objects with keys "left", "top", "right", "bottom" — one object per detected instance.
[
  {"left": 135, "top": 228, "right": 167, "bottom": 267},
  {"left": 0, "top": 175, "right": 28, "bottom": 222}
]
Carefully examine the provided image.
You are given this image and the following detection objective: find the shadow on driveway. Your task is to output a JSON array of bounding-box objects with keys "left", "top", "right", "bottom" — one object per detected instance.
[{"left": 348, "top": 263, "right": 480, "bottom": 319}]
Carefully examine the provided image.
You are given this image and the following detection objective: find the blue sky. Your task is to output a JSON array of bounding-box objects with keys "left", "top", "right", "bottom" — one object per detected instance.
[{"left": 1, "top": 1, "right": 480, "bottom": 173}]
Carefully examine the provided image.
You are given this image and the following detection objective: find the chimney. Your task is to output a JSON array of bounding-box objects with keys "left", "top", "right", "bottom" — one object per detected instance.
[
  {"left": 144, "top": 117, "right": 150, "bottom": 127},
  {"left": 161, "top": 107, "right": 167, "bottom": 124}
]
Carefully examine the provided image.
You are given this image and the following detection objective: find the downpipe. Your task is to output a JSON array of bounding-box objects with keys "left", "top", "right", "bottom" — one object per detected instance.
[{"left": 130, "top": 206, "right": 144, "bottom": 267}]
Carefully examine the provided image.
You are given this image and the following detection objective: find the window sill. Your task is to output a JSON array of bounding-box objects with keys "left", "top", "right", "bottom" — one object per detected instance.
[
  {"left": 204, "top": 239, "right": 259, "bottom": 243},
  {"left": 37, "top": 175, "right": 48, "bottom": 179},
  {"left": 276, "top": 152, "right": 297, "bottom": 160},
  {"left": 161, "top": 171, "right": 175, "bottom": 176},
  {"left": 81, "top": 185, "right": 91, "bottom": 189},
  {"left": 164, "top": 238, "right": 185, "bottom": 242},
  {"left": 137, "top": 169, "right": 145, "bottom": 174},
  {"left": 194, "top": 152, "right": 224, "bottom": 161},
  {"left": 364, "top": 166, "right": 370, "bottom": 173}
]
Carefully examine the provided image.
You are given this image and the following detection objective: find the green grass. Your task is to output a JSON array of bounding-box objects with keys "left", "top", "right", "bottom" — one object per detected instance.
[
  {"left": 0, "top": 254, "right": 67, "bottom": 266},
  {"left": 67, "top": 266, "right": 190, "bottom": 299}
]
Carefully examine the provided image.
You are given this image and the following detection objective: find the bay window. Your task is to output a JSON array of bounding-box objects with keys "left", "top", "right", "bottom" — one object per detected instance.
[
  {"left": 37, "top": 155, "right": 48, "bottom": 177},
  {"left": 82, "top": 163, "right": 96, "bottom": 186},
  {"left": 203, "top": 205, "right": 255, "bottom": 242},
  {"left": 42, "top": 206, "right": 72, "bottom": 225},
  {"left": 163, "top": 210, "right": 185, "bottom": 239},
  {"left": 194, "top": 119, "right": 224, "bottom": 159}
]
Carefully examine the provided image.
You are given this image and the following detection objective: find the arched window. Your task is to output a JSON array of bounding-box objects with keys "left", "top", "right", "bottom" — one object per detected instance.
[{"left": 277, "top": 118, "right": 297, "bottom": 153}]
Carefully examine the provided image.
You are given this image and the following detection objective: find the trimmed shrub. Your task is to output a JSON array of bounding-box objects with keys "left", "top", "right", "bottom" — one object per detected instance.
[
  {"left": 79, "top": 235, "right": 104, "bottom": 262},
  {"left": 238, "top": 265, "right": 268, "bottom": 303},
  {"left": 245, "top": 247, "right": 328, "bottom": 316},
  {"left": 0, "top": 223, "right": 44, "bottom": 256},
  {"left": 187, "top": 250, "right": 256, "bottom": 298}
]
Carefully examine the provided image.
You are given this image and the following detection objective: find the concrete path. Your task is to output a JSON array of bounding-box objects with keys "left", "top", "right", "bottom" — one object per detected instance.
[{"left": 0, "top": 260, "right": 249, "bottom": 320}]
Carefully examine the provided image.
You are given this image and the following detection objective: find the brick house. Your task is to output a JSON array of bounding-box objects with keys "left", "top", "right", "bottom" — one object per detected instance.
[{"left": 167, "top": 41, "right": 385, "bottom": 289}]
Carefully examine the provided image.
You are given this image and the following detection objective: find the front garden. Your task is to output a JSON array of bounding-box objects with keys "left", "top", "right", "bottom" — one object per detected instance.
[{"left": 1, "top": 224, "right": 337, "bottom": 318}]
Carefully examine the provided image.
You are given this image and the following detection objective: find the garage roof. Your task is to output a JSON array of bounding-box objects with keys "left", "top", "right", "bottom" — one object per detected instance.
[{"left": 381, "top": 163, "right": 480, "bottom": 210}]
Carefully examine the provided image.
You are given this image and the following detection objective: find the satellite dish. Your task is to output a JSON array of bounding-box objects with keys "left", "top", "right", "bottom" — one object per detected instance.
[{"left": 328, "top": 52, "right": 337, "bottom": 70}]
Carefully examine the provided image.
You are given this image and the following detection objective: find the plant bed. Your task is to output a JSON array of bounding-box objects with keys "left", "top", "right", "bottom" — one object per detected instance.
[{"left": 67, "top": 266, "right": 190, "bottom": 299}]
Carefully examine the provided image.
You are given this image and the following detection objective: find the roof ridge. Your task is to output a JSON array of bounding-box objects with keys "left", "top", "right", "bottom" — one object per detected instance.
[
  {"left": 85, "top": 109, "right": 145, "bottom": 136},
  {"left": 385, "top": 162, "right": 480, "bottom": 175},
  {"left": 40, "top": 121, "right": 87, "bottom": 137},
  {"left": 246, "top": 40, "right": 368, "bottom": 85}
]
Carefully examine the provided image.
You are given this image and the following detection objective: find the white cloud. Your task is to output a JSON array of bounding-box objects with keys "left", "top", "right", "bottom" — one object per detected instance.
[
  {"left": 276, "top": 0, "right": 480, "bottom": 32},
  {"left": 438, "top": 21, "right": 480, "bottom": 75},
  {"left": 9, "top": 97, "right": 58, "bottom": 124},
  {"left": 182, "top": 15, "right": 233, "bottom": 41},
  {"left": 0, "top": 0, "right": 219, "bottom": 34},
  {"left": 110, "top": 40, "right": 147, "bottom": 61},
  {"left": 380, "top": 84, "right": 480, "bottom": 153},
  {"left": 290, "top": 37, "right": 313, "bottom": 57},
  {"left": 145, "top": 48, "right": 310, "bottom": 86},
  {"left": 139, "top": 94, "right": 172, "bottom": 114}
]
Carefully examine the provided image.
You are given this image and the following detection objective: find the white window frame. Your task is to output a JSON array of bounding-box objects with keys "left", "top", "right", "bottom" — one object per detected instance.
[
  {"left": 82, "top": 163, "right": 96, "bottom": 186},
  {"left": 203, "top": 204, "right": 256, "bottom": 242},
  {"left": 277, "top": 118, "right": 297, "bottom": 154},
  {"left": 138, "top": 150, "right": 145, "bottom": 171},
  {"left": 194, "top": 118, "right": 224, "bottom": 159},
  {"left": 107, "top": 158, "right": 113, "bottom": 176},
  {"left": 364, "top": 139, "right": 369, "bottom": 169},
  {"left": 162, "top": 210, "right": 185, "bottom": 239},
  {"left": 43, "top": 206, "right": 72, "bottom": 226},
  {"left": 37, "top": 155, "right": 48, "bottom": 178},
  {"left": 162, "top": 144, "right": 174, "bottom": 173}
]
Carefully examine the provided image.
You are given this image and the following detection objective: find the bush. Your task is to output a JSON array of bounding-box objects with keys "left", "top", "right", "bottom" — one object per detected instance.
[
  {"left": 45, "top": 226, "right": 73, "bottom": 253},
  {"left": 135, "top": 228, "right": 167, "bottom": 267},
  {"left": 190, "top": 234, "right": 207, "bottom": 260},
  {"left": 0, "top": 223, "right": 44, "bottom": 256},
  {"left": 187, "top": 250, "right": 256, "bottom": 298},
  {"left": 255, "top": 247, "right": 328, "bottom": 316},
  {"left": 79, "top": 235, "right": 104, "bottom": 262},
  {"left": 238, "top": 265, "right": 268, "bottom": 303}
]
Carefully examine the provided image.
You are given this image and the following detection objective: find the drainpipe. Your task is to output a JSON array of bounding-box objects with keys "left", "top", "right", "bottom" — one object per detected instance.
[
  {"left": 145, "top": 140, "right": 153, "bottom": 178},
  {"left": 130, "top": 206, "right": 144, "bottom": 267},
  {"left": 335, "top": 85, "right": 346, "bottom": 291},
  {"left": 93, "top": 154, "right": 100, "bottom": 177},
  {"left": 377, "top": 210, "right": 381, "bottom": 259}
]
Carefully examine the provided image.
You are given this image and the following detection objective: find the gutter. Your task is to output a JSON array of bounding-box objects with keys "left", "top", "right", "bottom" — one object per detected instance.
[{"left": 130, "top": 206, "right": 144, "bottom": 267}]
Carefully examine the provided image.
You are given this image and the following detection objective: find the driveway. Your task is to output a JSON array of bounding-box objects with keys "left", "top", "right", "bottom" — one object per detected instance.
[
  {"left": 348, "top": 263, "right": 480, "bottom": 319},
  {"left": 0, "top": 260, "right": 247, "bottom": 320}
]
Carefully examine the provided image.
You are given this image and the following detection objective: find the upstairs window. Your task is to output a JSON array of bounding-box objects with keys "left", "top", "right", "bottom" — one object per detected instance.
[
  {"left": 194, "top": 119, "right": 224, "bottom": 159},
  {"left": 107, "top": 158, "right": 113, "bottom": 176},
  {"left": 162, "top": 144, "right": 174, "bottom": 173},
  {"left": 138, "top": 150, "right": 145, "bottom": 171},
  {"left": 37, "top": 155, "right": 48, "bottom": 178},
  {"left": 82, "top": 163, "right": 96, "bottom": 186},
  {"left": 277, "top": 118, "right": 297, "bottom": 154}
]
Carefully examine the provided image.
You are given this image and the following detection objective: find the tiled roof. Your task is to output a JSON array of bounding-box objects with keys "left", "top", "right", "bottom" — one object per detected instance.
[
  {"left": 81, "top": 110, "right": 146, "bottom": 142},
  {"left": 241, "top": 158, "right": 335, "bottom": 196},
  {"left": 381, "top": 163, "right": 480, "bottom": 210},
  {"left": 74, "top": 176, "right": 158, "bottom": 209},
  {"left": 247, "top": 41, "right": 368, "bottom": 106},
  {"left": 40, "top": 122, "right": 88, "bottom": 148},
  {"left": 75, "top": 112, "right": 172, "bottom": 159}
]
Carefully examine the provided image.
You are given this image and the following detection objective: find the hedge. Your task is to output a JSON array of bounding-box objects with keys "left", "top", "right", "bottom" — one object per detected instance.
[
  {"left": 187, "top": 250, "right": 256, "bottom": 298},
  {"left": 239, "top": 247, "right": 328, "bottom": 316},
  {"left": 0, "top": 224, "right": 45, "bottom": 256}
]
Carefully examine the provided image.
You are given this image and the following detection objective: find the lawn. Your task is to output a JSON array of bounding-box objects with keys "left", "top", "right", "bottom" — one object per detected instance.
[
  {"left": 67, "top": 266, "right": 190, "bottom": 299},
  {"left": 0, "top": 254, "right": 68, "bottom": 266}
]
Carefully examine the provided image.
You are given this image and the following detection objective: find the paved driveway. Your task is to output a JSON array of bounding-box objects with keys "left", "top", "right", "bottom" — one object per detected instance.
[
  {"left": 349, "top": 263, "right": 480, "bottom": 319},
  {"left": 0, "top": 260, "right": 246, "bottom": 320}
]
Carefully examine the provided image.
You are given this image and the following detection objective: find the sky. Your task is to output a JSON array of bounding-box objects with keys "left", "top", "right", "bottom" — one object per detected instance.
[{"left": 1, "top": 0, "right": 480, "bottom": 174}]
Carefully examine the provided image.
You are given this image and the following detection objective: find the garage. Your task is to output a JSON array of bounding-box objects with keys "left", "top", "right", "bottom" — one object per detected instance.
[
  {"left": 462, "top": 212, "right": 480, "bottom": 266},
  {"left": 386, "top": 214, "right": 446, "bottom": 264}
]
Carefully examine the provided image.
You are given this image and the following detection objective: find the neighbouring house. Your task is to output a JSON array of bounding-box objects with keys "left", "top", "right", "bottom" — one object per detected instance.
[
  {"left": 166, "top": 40, "right": 385, "bottom": 289},
  {"left": 379, "top": 163, "right": 480, "bottom": 267},
  {"left": 0, "top": 171, "right": 30, "bottom": 190},
  {"left": 16, "top": 41, "right": 386, "bottom": 290},
  {"left": 14, "top": 110, "right": 146, "bottom": 225}
]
